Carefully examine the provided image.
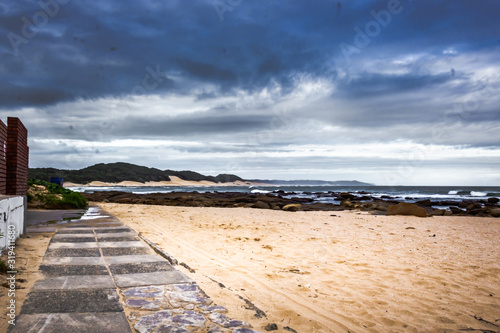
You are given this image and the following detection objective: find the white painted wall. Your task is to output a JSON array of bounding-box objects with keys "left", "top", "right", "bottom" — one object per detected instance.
[{"left": 0, "top": 196, "right": 25, "bottom": 251}]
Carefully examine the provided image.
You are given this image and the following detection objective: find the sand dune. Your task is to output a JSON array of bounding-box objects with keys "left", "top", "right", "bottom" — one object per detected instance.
[
  {"left": 64, "top": 176, "right": 258, "bottom": 187},
  {"left": 98, "top": 203, "right": 500, "bottom": 333}
]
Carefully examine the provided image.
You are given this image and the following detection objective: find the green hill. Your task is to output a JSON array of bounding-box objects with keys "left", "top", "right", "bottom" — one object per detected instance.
[{"left": 29, "top": 162, "right": 244, "bottom": 184}]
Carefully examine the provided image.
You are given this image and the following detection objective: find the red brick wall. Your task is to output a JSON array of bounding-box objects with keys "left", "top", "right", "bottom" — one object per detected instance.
[
  {"left": 0, "top": 120, "right": 6, "bottom": 194},
  {"left": 6, "top": 117, "right": 29, "bottom": 196}
]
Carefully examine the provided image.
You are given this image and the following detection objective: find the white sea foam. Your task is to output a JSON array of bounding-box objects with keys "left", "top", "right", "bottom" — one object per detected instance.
[
  {"left": 470, "top": 191, "right": 487, "bottom": 197},
  {"left": 448, "top": 190, "right": 459, "bottom": 195},
  {"left": 251, "top": 189, "right": 271, "bottom": 194},
  {"left": 132, "top": 190, "right": 172, "bottom": 195},
  {"left": 67, "top": 186, "right": 118, "bottom": 192}
]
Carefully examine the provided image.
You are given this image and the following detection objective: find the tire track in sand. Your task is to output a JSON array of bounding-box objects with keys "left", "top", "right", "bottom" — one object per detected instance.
[{"left": 140, "top": 224, "right": 354, "bottom": 332}]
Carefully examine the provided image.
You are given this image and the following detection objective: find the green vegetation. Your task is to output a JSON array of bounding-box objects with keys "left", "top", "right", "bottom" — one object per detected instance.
[
  {"left": 29, "top": 162, "right": 244, "bottom": 184},
  {"left": 28, "top": 179, "right": 87, "bottom": 209}
]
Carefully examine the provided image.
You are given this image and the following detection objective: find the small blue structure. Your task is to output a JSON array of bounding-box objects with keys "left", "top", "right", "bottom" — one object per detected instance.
[{"left": 50, "top": 177, "right": 64, "bottom": 186}]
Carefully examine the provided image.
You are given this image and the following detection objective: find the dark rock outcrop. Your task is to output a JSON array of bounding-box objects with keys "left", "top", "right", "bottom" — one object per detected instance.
[
  {"left": 82, "top": 191, "right": 500, "bottom": 217},
  {"left": 386, "top": 203, "right": 427, "bottom": 218}
]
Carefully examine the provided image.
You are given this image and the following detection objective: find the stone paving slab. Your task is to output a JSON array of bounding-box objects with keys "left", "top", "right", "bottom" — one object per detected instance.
[
  {"left": 64, "top": 224, "right": 92, "bottom": 229},
  {"left": 114, "top": 271, "right": 193, "bottom": 288},
  {"left": 96, "top": 231, "right": 137, "bottom": 238},
  {"left": 16, "top": 208, "right": 265, "bottom": 333},
  {"left": 101, "top": 247, "right": 152, "bottom": 256},
  {"left": 103, "top": 254, "right": 168, "bottom": 265},
  {"left": 52, "top": 233, "right": 96, "bottom": 238},
  {"left": 40, "top": 264, "right": 109, "bottom": 276},
  {"left": 45, "top": 248, "right": 101, "bottom": 257},
  {"left": 94, "top": 221, "right": 123, "bottom": 225},
  {"left": 122, "top": 284, "right": 260, "bottom": 333},
  {"left": 51, "top": 236, "right": 97, "bottom": 242},
  {"left": 98, "top": 241, "right": 148, "bottom": 248},
  {"left": 21, "top": 289, "right": 123, "bottom": 314},
  {"left": 26, "top": 226, "right": 58, "bottom": 233},
  {"left": 55, "top": 229, "right": 95, "bottom": 234},
  {"left": 94, "top": 227, "right": 133, "bottom": 233},
  {"left": 98, "top": 236, "right": 141, "bottom": 242},
  {"left": 48, "top": 242, "right": 99, "bottom": 249},
  {"left": 109, "top": 262, "right": 174, "bottom": 275},
  {"left": 58, "top": 227, "right": 97, "bottom": 231},
  {"left": 33, "top": 275, "right": 115, "bottom": 290},
  {"left": 42, "top": 256, "right": 106, "bottom": 265},
  {"left": 8, "top": 312, "right": 131, "bottom": 333}
]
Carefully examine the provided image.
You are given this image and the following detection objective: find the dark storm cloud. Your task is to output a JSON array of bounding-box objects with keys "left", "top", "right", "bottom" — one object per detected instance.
[
  {"left": 1, "top": 0, "right": 499, "bottom": 108},
  {"left": 176, "top": 59, "right": 236, "bottom": 82},
  {"left": 117, "top": 114, "right": 272, "bottom": 138},
  {"left": 336, "top": 72, "right": 455, "bottom": 97}
]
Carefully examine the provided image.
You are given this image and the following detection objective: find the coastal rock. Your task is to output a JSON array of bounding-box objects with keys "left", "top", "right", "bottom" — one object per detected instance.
[
  {"left": 340, "top": 199, "right": 353, "bottom": 209},
  {"left": 265, "top": 323, "right": 279, "bottom": 331},
  {"left": 282, "top": 204, "right": 301, "bottom": 212},
  {"left": 466, "top": 202, "right": 482, "bottom": 211},
  {"left": 438, "top": 200, "right": 461, "bottom": 206},
  {"left": 371, "top": 200, "right": 391, "bottom": 212},
  {"left": 386, "top": 203, "right": 427, "bottom": 218},
  {"left": 490, "top": 208, "right": 500, "bottom": 217},
  {"left": 254, "top": 201, "right": 271, "bottom": 210},
  {"left": 449, "top": 206, "right": 464, "bottom": 215},
  {"left": 458, "top": 201, "right": 469, "bottom": 208},
  {"left": 487, "top": 197, "right": 499, "bottom": 204},
  {"left": 430, "top": 209, "right": 445, "bottom": 216},
  {"left": 416, "top": 199, "right": 432, "bottom": 207},
  {"left": 339, "top": 192, "right": 355, "bottom": 200}
]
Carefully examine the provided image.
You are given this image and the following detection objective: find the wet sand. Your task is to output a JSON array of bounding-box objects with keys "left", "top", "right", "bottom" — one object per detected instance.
[{"left": 100, "top": 203, "right": 499, "bottom": 332}]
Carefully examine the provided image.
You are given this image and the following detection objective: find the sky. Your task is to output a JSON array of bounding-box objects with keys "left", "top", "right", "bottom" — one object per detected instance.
[{"left": 1, "top": 0, "right": 499, "bottom": 185}]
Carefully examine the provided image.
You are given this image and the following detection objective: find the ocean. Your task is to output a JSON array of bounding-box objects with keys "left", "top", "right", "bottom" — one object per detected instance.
[{"left": 69, "top": 185, "right": 500, "bottom": 205}]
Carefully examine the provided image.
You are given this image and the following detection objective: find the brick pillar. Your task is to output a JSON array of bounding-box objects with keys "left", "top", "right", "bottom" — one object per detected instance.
[
  {"left": 6, "top": 117, "right": 29, "bottom": 195},
  {"left": 0, "top": 120, "right": 6, "bottom": 194}
]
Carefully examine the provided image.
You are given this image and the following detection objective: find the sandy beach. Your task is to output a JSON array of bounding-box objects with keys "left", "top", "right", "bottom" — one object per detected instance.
[
  {"left": 0, "top": 233, "right": 52, "bottom": 332},
  {"left": 98, "top": 203, "right": 500, "bottom": 333}
]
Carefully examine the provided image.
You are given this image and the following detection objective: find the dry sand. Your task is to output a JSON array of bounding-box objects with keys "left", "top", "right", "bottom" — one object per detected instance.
[
  {"left": 64, "top": 176, "right": 261, "bottom": 188},
  {"left": 99, "top": 203, "right": 500, "bottom": 333},
  {"left": 0, "top": 233, "right": 52, "bottom": 332}
]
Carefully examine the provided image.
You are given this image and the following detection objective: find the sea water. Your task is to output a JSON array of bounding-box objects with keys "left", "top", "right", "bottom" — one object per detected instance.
[{"left": 69, "top": 185, "right": 500, "bottom": 204}]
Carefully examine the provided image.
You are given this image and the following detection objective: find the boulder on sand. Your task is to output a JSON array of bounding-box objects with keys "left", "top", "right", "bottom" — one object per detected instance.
[
  {"left": 253, "top": 201, "right": 270, "bottom": 209},
  {"left": 490, "top": 208, "right": 500, "bottom": 218},
  {"left": 386, "top": 203, "right": 427, "bottom": 218},
  {"left": 282, "top": 204, "right": 301, "bottom": 212}
]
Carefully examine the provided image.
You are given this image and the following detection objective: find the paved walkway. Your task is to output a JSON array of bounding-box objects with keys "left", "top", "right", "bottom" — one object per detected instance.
[{"left": 11, "top": 207, "right": 262, "bottom": 333}]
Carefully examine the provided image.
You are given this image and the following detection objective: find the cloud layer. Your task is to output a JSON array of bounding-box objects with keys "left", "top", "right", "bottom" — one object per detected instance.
[{"left": 1, "top": 0, "right": 499, "bottom": 185}]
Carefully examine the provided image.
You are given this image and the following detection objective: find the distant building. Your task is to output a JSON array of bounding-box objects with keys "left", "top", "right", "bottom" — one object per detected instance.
[{"left": 50, "top": 177, "right": 64, "bottom": 186}]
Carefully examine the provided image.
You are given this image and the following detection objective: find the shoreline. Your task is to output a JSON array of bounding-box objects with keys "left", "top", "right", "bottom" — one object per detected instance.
[{"left": 82, "top": 190, "right": 500, "bottom": 218}]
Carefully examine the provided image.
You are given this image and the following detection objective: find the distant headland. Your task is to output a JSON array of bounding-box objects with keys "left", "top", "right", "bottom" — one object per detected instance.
[{"left": 28, "top": 162, "right": 374, "bottom": 187}]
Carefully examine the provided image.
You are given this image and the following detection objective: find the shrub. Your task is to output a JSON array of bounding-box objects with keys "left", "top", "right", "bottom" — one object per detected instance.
[
  {"left": 28, "top": 179, "right": 88, "bottom": 209},
  {"left": 62, "top": 191, "right": 87, "bottom": 209}
]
